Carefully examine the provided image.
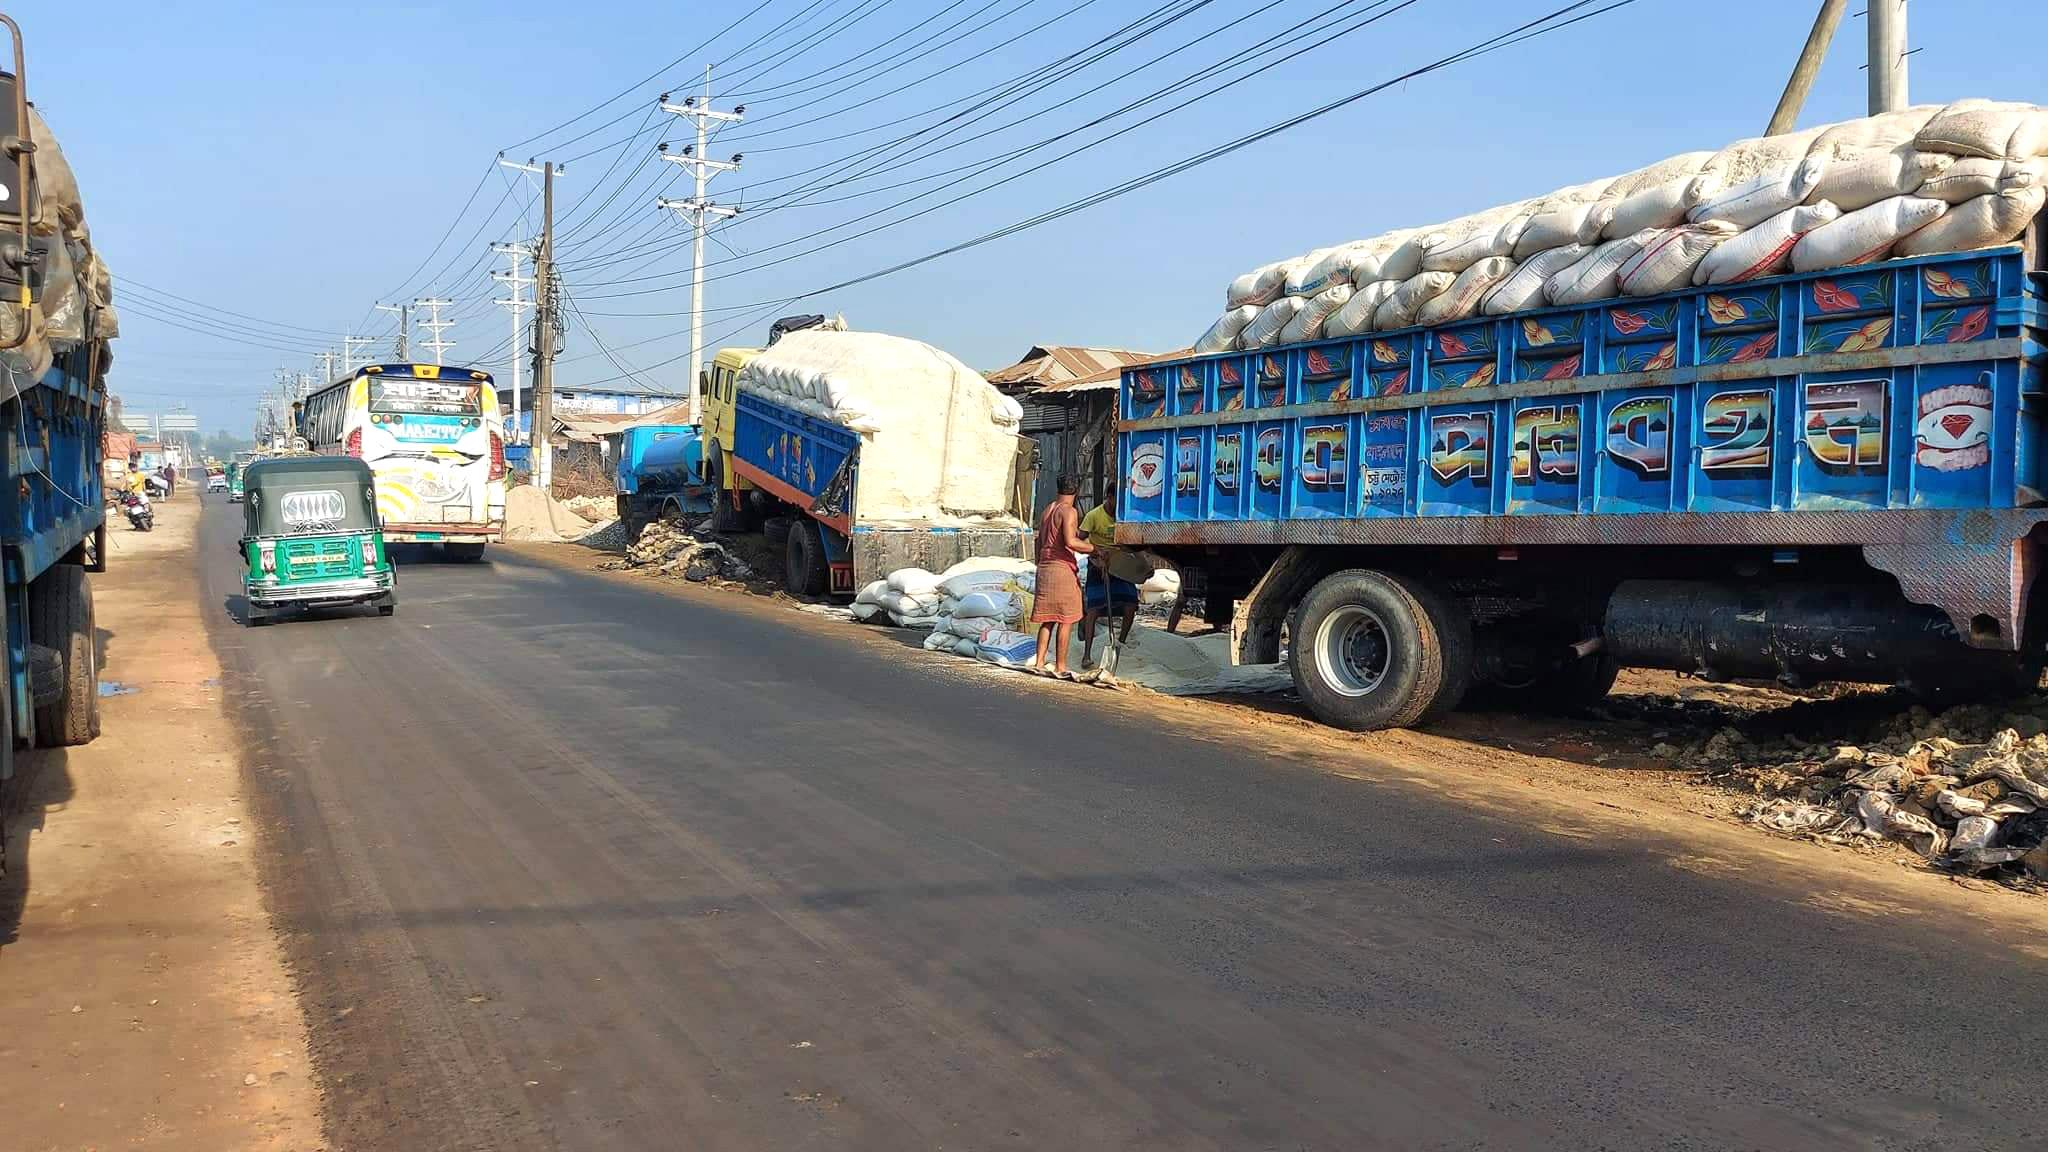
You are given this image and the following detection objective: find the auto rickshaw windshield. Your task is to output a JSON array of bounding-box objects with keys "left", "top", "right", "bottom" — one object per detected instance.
[{"left": 242, "top": 458, "right": 379, "bottom": 538}]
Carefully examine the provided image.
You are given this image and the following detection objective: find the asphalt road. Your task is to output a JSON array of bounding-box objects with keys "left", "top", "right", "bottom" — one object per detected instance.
[{"left": 198, "top": 497, "right": 2048, "bottom": 1151}]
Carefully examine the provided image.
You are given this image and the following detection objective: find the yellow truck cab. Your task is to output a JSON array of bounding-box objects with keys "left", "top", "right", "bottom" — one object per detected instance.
[{"left": 700, "top": 345, "right": 763, "bottom": 529}]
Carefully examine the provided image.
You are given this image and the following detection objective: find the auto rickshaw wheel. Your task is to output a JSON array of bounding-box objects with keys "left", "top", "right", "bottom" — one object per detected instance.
[{"left": 29, "top": 564, "right": 99, "bottom": 746}]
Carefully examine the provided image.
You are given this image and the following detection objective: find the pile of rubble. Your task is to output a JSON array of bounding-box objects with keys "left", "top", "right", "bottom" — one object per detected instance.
[
  {"left": 1696, "top": 698, "right": 2048, "bottom": 885},
  {"left": 597, "top": 519, "right": 756, "bottom": 585}
]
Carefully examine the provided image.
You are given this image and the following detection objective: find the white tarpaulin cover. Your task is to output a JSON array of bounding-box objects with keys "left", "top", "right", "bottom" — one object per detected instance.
[{"left": 735, "top": 329, "right": 1025, "bottom": 523}]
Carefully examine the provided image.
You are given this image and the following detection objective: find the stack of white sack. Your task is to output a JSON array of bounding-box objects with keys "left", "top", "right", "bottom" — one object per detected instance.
[
  {"left": 1196, "top": 100, "right": 2048, "bottom": 354},
  {"left": 853, "top": 567, "right": 948, "bottom": 627},
  {"left": 6, "top": 103, "right": 119, "bottom": 385},
  {"left": 733, "top": 329, "right": 1025, "bottom": 521}
]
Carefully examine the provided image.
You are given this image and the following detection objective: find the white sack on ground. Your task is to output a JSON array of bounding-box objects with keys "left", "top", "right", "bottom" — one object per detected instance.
[
  {"left": 1694, "top": 202, "right": 1841, "bottom": 285},
  {"left": 1194, "top": 305, "right": 1259, "bottom": 354},
  {"left": 1279, "top": 284, "right": 1352, "bottom": 344},
  {"left": 1374, "top": 271, "right": 1455, "bottom": 331},
  {"left": 1616, "top": 221, "right": 1737, "bottom": 296},
  {"left": 1690, "top": 159, "right": 1827, "bottom": 228},
  {"left": 1416, "top": 257, "right": 1516, "bottom": 327},
  {"left": 1791, "top": 195, "right": 1948, "bottom": 271},
  {"left": 1894, "top": 186, "right": 2048, "bottom": 255},
  {"left": 1241, "top": 296, "right": 1304, "bottom": 348},
  {"left": 1809, "top": 148, "right": 1952, "bottom": 211},
  {"left": 1482, "top": 244, "right": 1589, "bottom": 315},
  {"left": 734, "top": 329, "right": 1022, "bottom": 520},
  {"left": 938, "top": 555, "right": 1033, "bottom": 581}
]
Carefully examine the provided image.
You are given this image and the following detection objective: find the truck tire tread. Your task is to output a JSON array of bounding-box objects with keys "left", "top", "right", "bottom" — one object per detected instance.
[
  {"left": 1289, "top": 569, "right": 1455, "bottom": 732},
  {"left": 29, "top": 565, "right": 98, "bottom": 746}
]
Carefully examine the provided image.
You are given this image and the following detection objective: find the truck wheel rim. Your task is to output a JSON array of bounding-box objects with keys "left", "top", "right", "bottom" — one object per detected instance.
[{"left": 1315, "top": 605, "right": 1390, "bottom": 697}]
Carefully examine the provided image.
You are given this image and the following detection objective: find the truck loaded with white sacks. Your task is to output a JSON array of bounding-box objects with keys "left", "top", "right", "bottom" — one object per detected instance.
[
  {"left": 1118, "top": 100, "right": 2048, "bottom": 730},
  {"left": 0, "top": 16, "right": 114, "bottom": 809},
  {"left": 700, "top": 323, "right": 1035, "bottom": 596}
]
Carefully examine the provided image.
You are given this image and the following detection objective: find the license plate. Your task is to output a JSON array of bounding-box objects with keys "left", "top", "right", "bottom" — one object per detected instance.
[{"left": 414, "top": 531, "right": 443, "bottom": 540}]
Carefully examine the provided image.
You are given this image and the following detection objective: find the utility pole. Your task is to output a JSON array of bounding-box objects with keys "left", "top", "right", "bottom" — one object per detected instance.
[
  {"left": 415, "top": 297, "right": 455, "bottom": 365},
  {"left": 492, "top": 242, "right": 534, "bottom": 444},
  {"left": 317, "top": 350, "right": 336, "bottom": 386},
  {"left": 1767, "top": 0, "right": 1845, "bottom": 135},
  {"left": 659, "top": 67, "right": 744, "bottom": 423},
  {"left": 1867, "top": 0, "right": 1907, "bottom": 114},
  {"left": 536, "top": 163, "right": 557, "bottom": 489},
  {"left": 342, "top": 334, "right": 375, "bottom": 374},
  {"left": 374, "top": 302, "right": 411, "bottom": 360}
]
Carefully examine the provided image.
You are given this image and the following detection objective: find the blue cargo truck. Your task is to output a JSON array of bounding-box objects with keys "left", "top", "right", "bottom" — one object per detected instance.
[
  {"left": 0, "top": 23, "right": 108, "bottom": 828},
  {"left": 1118, "top": 237, "right": 2048, "bottom": 730}
]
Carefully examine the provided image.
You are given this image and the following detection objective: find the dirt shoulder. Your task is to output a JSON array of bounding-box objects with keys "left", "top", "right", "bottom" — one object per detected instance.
[
  {"left": 513, "top": 537, "right": 2048, "bottom": 946},
  {"left": 0, "top": 491, "right": 322, "bottom": 1151}
]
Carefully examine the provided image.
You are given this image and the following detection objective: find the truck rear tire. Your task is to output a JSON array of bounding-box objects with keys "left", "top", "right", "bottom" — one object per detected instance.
[
  {"left": 785, "top": 520, "right": 828, "bottom": 597},
  {"left": 29, "top": 565, "right": 98, "bottom": 746},
  {"left": 446, "top": 543, "right": 486, "bottom": 562},
  {"left": 1289, "top": 569, "right": 1470, "bottom": 731}
]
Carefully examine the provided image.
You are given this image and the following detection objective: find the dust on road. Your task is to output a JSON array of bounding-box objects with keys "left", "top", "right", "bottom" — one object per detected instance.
[{"left": 0, "top": 491, "right": 321, "bottom": 1151}]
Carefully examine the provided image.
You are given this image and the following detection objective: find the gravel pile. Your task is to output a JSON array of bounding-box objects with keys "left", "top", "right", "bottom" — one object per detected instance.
[
  {"left": 1702, "top": 699, "right": 2048, "bottom": 885},
  {"left": 597, "top": 519, "right": 755, "bottom": 584}
]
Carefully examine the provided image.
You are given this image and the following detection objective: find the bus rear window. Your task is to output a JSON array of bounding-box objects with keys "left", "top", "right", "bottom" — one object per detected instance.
[{"left": 369, "top": 379, "right": 481, "bottom": 416}]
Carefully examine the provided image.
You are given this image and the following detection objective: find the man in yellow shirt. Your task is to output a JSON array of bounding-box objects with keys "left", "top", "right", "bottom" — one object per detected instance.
[{"left": 1078, "top": 488, "right": 1138, "bottom": 668}]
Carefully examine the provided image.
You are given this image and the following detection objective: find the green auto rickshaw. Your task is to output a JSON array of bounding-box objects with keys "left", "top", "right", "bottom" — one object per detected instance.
[
  {"left": 239, "top": 456, "right": 396, "bottom": 625},
  {"left": 226, "top": 458, "right": 245, "bottom": 502}
]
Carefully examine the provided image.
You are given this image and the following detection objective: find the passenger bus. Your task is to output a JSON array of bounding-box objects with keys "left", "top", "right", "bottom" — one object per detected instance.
[{"left": 297, "top": 363, "right": 506, "bottom": 559}]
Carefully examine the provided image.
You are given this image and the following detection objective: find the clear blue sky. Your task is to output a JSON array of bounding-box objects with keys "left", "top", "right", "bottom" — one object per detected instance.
[{"left": 25, "top": 0, "right": 2048, "bottom": 435}]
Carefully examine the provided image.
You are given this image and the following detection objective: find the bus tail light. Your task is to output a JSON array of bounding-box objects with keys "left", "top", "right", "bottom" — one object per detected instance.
[
  {"left": 257, "top": 541, "right": 277, "bottom": 576},
  {"left": 345, "top": 428, "right": 362, "bottom": 457},
  {"left": 359, "top": 536, "right": 377, "bottom": 568},
  {"left": 489, "top": 430, "right": 506, "bottom": 480}
]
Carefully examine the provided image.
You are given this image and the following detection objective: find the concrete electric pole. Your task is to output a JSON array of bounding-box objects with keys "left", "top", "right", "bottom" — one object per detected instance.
[
  {"left": 1767, "top": 0, "right": 1846, "bottom": 136},
  {"left": 415, "top": 297, "right": 455, "bottom": 365},
  {"left": 492, "top": 242, "right": 534, "bottom": 444},
  {"left": 317, "top": 350, "right": 336, "bottom": 387},
  {"left": 1867, "top": 0, "right": 1907, "bottom": 115},
  {"left": 342, "top": 334, "right": 375, "bottom": 374},
  {"left": 374, "top": 302, "right": 411, "bottom": 360},
  {"left": 659, "top": 67, "right": 744, "bottom": 424},
  {"left": 499, "top": 159, "right": 563, "bottom": 489}
]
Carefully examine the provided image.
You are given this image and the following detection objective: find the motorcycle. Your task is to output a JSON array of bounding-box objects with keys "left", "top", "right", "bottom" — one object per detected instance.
[{"left": 120, "top": 490, "right": 153, "bottom": 532}]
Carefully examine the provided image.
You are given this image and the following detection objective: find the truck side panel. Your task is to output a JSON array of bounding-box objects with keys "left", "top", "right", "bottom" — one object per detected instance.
[
  {"left": 1122, "top": 250, "right": 2040, "bottom": 533},
  {"left": 730, "top": 392, "right": 860, "bottom": 534}
]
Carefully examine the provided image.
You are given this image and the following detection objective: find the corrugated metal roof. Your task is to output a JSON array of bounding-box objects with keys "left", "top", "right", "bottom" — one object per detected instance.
[
  {"left": 552, "top": 399, "right": 696, "bottom": 439},
  {"left": 983, "top": 345, "right": 1157, "bottom": 389},
  {"left": 1035, "top": 348, "right": 1190, "bottom": 395}
]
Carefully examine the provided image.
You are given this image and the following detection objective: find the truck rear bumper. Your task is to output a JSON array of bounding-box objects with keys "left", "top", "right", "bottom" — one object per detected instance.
[{"left": 383, "top": 522, "right": 503, "bottom": 544}]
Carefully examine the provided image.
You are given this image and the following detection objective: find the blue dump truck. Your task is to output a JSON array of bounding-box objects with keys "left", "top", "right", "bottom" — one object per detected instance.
[
  {"left": 0, "top": 28, "right": 110, "bottom": 821},
  {"left": 1119, "top": 240, "right": 2048, "bottom": 730},
  {"left": 613, "top": 422, "right": 707, "bottom": 539}
]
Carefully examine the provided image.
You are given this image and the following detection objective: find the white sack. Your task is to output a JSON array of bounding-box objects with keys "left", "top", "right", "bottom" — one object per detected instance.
[
  {"left": 1376, "top": 234, "right": 1429, "bottom": 283},
  {"left": 1194, "top": 305, "right": 1259, "bottom": 355},
  {"left": 940, "top": 567, "right": 1030, "bottom": 601},
  {"left": 923, "top": 628, "right": 955, "bottom": 650},
  {"left": 1915, "top": 99, "right": 2048, "bottom": 160},
  {"left": 942, "top": 614, "right": 1006, "bottom": 641},
  {"left": 1616, "top": 221, "right": 1738, "bottom": 296},
  {"left": 25, "top": 107, "right": 84, "bottom": 235},
  {"left": 1240, "top": 296, "right": 1303, "bottom": 349},
  {"left": 1809, "top": 148, "right": 1953, "bottom": 212},
  {"left": 1606, "top": 177, "right": 1700, "bottom": 239},
  {"left": 1601, "top": 151, "right": 1715, "bottom": 200},
  {"left": 1697, "top": 127, "right": 1825, "bottom": 189},
  {"left": 953, "top": 637, "right": 982, "bottom": 657},
  {"left": 1515, "top": 202, "right": 1613, "bottom": 257},
  {"left": 1791, "top": 195, "right": 1948, "bottom": 271},
  {"left": 1920, "top": 157, "right": 2045, "bottom": 204},
  {"left": 854, "top": 579, "right": 889, "bottom": 606},
  {"left": 1326, "top": 279, "right": 1400, "bottom": 336},
  {"left": 1807, "top": 106, "right": 1940, "bottom": 159},
  {"left": 886, "top": 567, "right": 942, "bottom": 596},
  {"left": 939, "top": 555, "right": 1033, "bottom": 581},
  {"left": 878, "top": 589, "right": 941, "bottom": 617},
  {"left": 1278, "top": 284, "right": 1352, "bottom": 344},
  {"left": 1545, "top": 234, "right": 1649, "bottom": 306},
  {"left": 1894, "top": 185, "right": 2048, "bottom": 256},
  {"left": 1694, "top": 202, "right": 1841, "bottom": 285},
  {"left": 890, "top": 611, "right": 941, "bottom": 630},
  {"left": 1227, "top": 261, "right": 1289, "bottom": 308},
  {"left": 1283, "top": 248, "right": 1342, "bottom": 297},
  {"left": 953, "top": 590, "right": 1019, "bottom": 621},
  {"left": 1372, "top": 271, "right": 1455, "bottom": 331},
  {"left": 1416, "top": 257, "right": 1516, "bottom": 327},
  {"left": 1294, "top": 243, "right": 1371, "bottom": 296},
  {"left": 1690, "top": 158, "right": 1826, "bottom": 228},
  {"left": 1420, "top": 216, "right": 1526, "bottom": 274},
  {"left": 1482, "top": 244, "right": 1589, "bottom": 316}
]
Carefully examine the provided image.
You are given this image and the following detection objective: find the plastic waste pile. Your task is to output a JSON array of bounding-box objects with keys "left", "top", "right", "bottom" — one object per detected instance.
[
  {"left": 1727, "top": 700, "right": 2048, "bottom": 885},
  {"left": 600, "top": 520, "right": 757, "bottom": 583},
  {"left": 1198, "top": 100, "right": 2048, "bottom": 354},
  {"left": 7, "top": 103, "right": 118, "bottom": 383}
]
